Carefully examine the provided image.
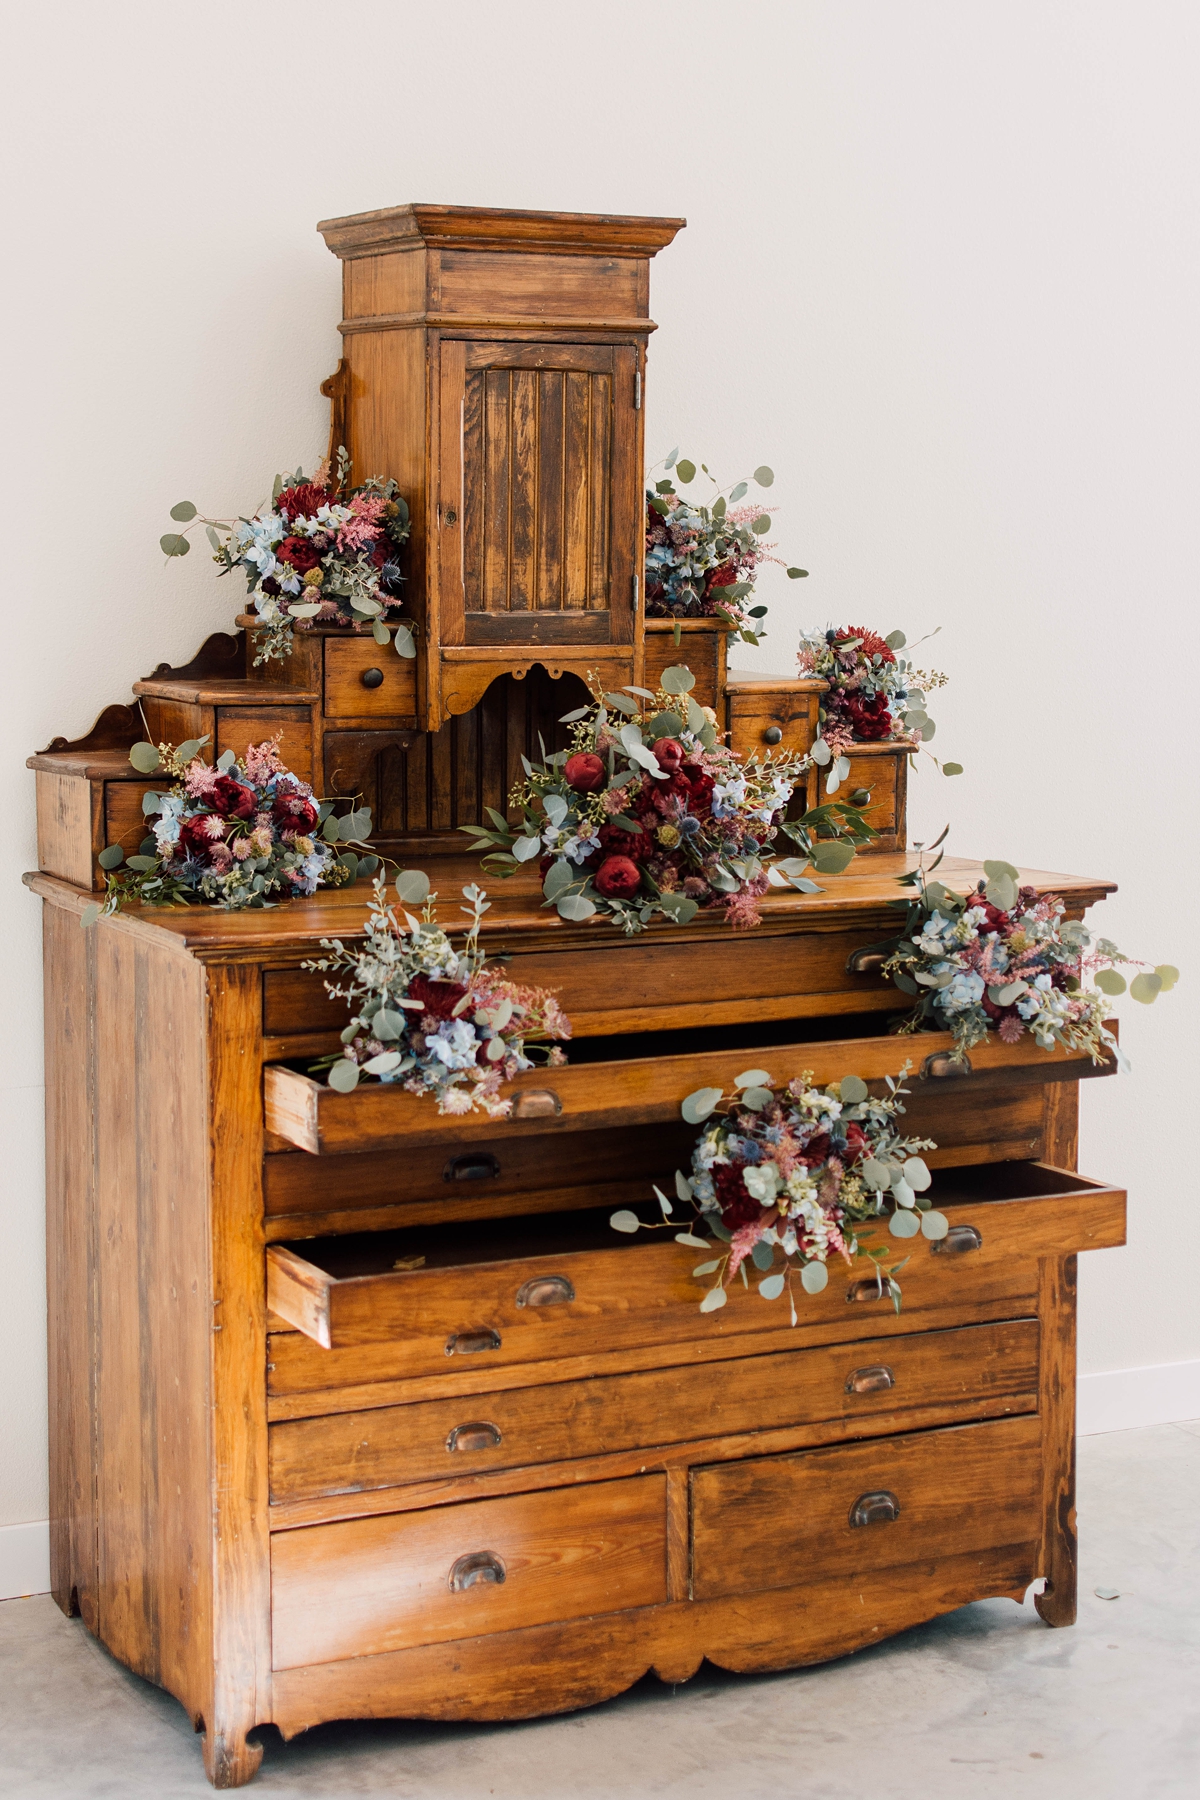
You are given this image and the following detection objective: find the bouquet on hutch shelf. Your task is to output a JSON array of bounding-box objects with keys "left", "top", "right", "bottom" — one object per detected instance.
[
  {"left": 306, "top": 868, "right": 572, "bottom": 1115},
  {"left": 797, "top": 625, "right": 962, "bottom": 798},
  {"left": 158, "top": 447, "right": 414, "bottom": 666},
  {"left": 612, "top": 1066, "right": 941, "bottom": 1317},
  {"left": 644, "top": 451, "right": 809, "bottom": 646},
  {"left": 82, "top": 735, "right": 377, "bottom": 925},
  {"left": 462, "top": 666, "right": 877, "bottom": 935},
  {"left": 861, "top": 835, "right": 1178, "bottom": 1066}
]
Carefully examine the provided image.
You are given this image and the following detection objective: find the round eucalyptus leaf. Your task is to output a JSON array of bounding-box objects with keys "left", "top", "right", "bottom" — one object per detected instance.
[
  {"left": 751, "top": 1239, "right": 775, "bottom": 1272},
  {"left": 753, "top": 466, "right": 775, "bottom": 487},
  {"left": 362, "top": 1050, "right": 402, "bottom": 1075},
  {"left": 176, "top": 738, "right": 205, "bottom": 764},
  {"left": 129, "top": 742, "right": 162, "bottom": 774},
  {"left": 839, "top": 1074, "right": 869, "bottom": 1104},
  {"left": 675, "top": 1231, "right": 709, "bottom": 1249},
  {"left": 810, "top": 736, "right": 832, "bottom": 766},
  {"left": 739, "top": 1086, "right": 773, "bottom": 1112},
  {"left": 699, "top": 1284, "right": 728, "bottom": 1313},
  {"left": 862, "top": 1158, "right": 890, "bottom": 1189},
  {"left": 983, "top": 858, "right": 1021, "bottom": 880},
  {"left": 921, "top": 1210, "right": 950, "bottom": 1240},
  {"left": 513, "top": 835, "right": 541, "bottom": 862},
  {"left": 664, "top": 447, "right": 679, "bottom": 469},
  {"left": 359, "top": 855, "right": 380, "bottom": 877},
  {"left": 160, "top": 533, "right": 190, "bottom": 557},
  {"left": 942, "top": 762, "right": 964, "bottom": 776},
  {"left": 557, "top": 894, "right": 597, "bottom": 921},
  {"left": 395, "top": 868, "right": 431, "bottom": 903},
  {"left": 371, "top": 1007, "right": 407, "bottom": 1042},
  {"left": 692, "top": 1260, "right": 721, "bottom": 1277},
  {"left": 1094, "top": 968, "right": 1126, "bottom": 995},
  {"left": 660, "top": 665, "right": 697, "bottom": 695},
  {"left": 610, "top": 1210, "right": 641, "bottom": 1234},
  {"left": 674, "top": 459, "right": 696, "bottom": 485},
  {"left": 169, "top": 501, "right": 197, "bottom": 522},
  {"left": 1154, "top": 964, "right": 1180, "bottom": 991},
  {"left": 291, "top": 600, "right": 325, "bottom": 621},
  {"left": 394, "top": 625, "right": 417, "bottom": 658},
  {"left": 97, "top": 845, "right": 125, "bottom": 870},
  {"left": 885, "top": 630, "right": 907, "bottom": 650},
  {"left": 810, "top": 840, "right": 856, "bottom": 874},
  {"left": 890, "top": 1210, "right": 921, "bottom": 1238},
  {"left": 125, "top": 855, "right": 159, "bottom": 872},
  {"left": 80, "top": 902, "right": 101, "bottom": 929},
  {"left": 903, "top": 1156, "right": 932, "bottom": 1191},
  {"left": 786, "top": 567, "right": 808, "bottom": 579},
  {"left": 800, "top": 1261, "right": 828, "bottom": 1294},
  {"left": 658, "top": 894, "right": 699, "bottom": 924},
  {"left": 735, "top": 1068, "right": 772, "bottom": 1089},
  {"left": 327, "top": 1059, "right": 361, "bottom": 1093},
  {"left": 750, "top": 513, "right": 772, "bottom": 535},
  {"left": 140, "top": 790, "right": 162, "bottom": 816},
  {"left": 758, "top": 1273, "right": 786, "bottom": 1299},
  {"left": 372, "top": 619, "right": 391, "bottom": 645},
  {"left": 892, "top": 1176, "right": 916, "bottom": 1209},
  {"left": 1130, "top": 972, "right": 1162, "bottom": 1004},
  {"left": 682, "top": 1085, "right": 723, "bottom": 1124}
]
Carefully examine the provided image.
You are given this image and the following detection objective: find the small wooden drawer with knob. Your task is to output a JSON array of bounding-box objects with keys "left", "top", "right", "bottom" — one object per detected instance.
[
  {"left": 691, "top": 1412, "right": 1042, "bottom": 1600},
  {"left": 725, "top": 673, "right": 822, "bottom": 761},
  {"left": 324, "top": 635, "right": 418, "bottom": 721},
  {"left": 270, "top": 1473, "right": 668, "bottom": 1669}
]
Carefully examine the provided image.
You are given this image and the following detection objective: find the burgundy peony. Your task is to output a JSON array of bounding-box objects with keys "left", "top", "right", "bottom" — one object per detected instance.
[
  {"left": 705, "top": 560, "right": 738, "bottom": 594},
  {"left": 715, "top": 1163, "right": 766, "bottom": 1231},
  {"left": 594, "top": 855, "right": 642, "bottom": 900},
  {"left": 968, "top": 888, "right": 1012, "bottom": 935},
  {"left": 598, "top": 821, "right": 652, "bottom": 863},
  {"left": 407, "top": 974, "right": 469, "bottom": 1023},
  {"left": 276, "top": 535, "right": 321, "bottom": 573},
  {"left": 845, "top": 691, "right": 894, "bottom": 741},
  {"left": 276, "top": 483, "right": 333, "bottom": 524},
  {"left": 654, "top": 737, "right": 686, "bottom": 773},
  {"left": 271, "top": 792, "right": 319, "bottom": 838},
  {"left": 209, "top": 776, "right": 257, "bottom": 820},
  {"left": 564, "top": 752, "right": 606, "bottom": 794}
]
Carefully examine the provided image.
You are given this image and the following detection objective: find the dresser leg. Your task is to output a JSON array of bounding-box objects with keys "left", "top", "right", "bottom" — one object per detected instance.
[
  {"left": 1034, "top": 1252, "right": 1078, "bottom": 1628},
  {"left": 201, "top": 1722, "right": 264, "bottom": 1790}
]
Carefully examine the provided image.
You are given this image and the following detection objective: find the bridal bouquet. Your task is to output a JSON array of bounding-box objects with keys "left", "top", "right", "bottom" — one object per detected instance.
[{"left": 797, "top": 626, "right": 961, "bottom": 796}]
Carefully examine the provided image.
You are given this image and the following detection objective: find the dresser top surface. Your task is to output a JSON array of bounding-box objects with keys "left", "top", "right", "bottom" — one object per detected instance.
[{"left": 24, "top": 854, "right": 1116, "bottom": 964}]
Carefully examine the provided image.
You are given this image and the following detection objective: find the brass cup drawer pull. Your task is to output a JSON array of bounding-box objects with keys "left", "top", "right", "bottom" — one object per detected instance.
[
  {"left": 444, "top": 1151, "right": 501, "bottom": 1182},
  {"left": 360, "top": 667, "right": 385, "bottom": 689},
  {"left": 446, "top": 1421, "right": 502, "bottom": 1454},
  {"left": 922, "top": 1051, "right": 972, "bottom": 1078},
  {"left": 511, "top": 1088, "right": 562, "bottom": 1121},
  {"left": 932, "top": 1224, "right": 983, "bottom": 1256},
  {"left": 449, "top": 1550, "right": 505, "bottom": 1591},
  {"left": 846, "top": 1277, "right": 890, "bottom": 1304},
  {"left": 516, "top": 1274, "right": 575, "bottom": 1308},
  {"left": 850, "top": 1490, "right": 901, "bottom": 1528},
  {"left": 846, "top": 948, "right": 885, "bottom": 976},
  {"left": 445, "top": 1328, "right": 502, "bottom": 1357},
  {"left": 845, "top": 1364, "right": 895, "bottom": 1395}
]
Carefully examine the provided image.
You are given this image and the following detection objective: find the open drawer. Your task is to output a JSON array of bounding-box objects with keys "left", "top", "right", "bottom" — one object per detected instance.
[
  {"left": 265, "top": 1162, "right": 1125, "bottom": 1391},
  {"left": 265, "top": 1022, "right": 1115, "bottom": 1157}
]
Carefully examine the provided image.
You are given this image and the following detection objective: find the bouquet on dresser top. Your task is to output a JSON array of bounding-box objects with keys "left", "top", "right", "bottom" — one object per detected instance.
[
  {"left": 82, "top": 735, "right": 377, "bottom": 926},
  {"left": 158, "top": 447, "right": 415, "bottom": 667},
  {"left": 461, "top": 667, "right": 877, "bottom": 935},
  {"left": 644, "top": 451, "right": 808, "bottom": 645},
  {"left": 306, "top": 869, "right": 571, "bottom": 1115},
  {"left": 862, "top": 845, "right": 1178, "bottom": 1066},
  {"left": 797, "top": 626, "right": 961, "bottom": 798},
  {"left": 612, "top": 1067, "right": 940, "bottom": 1317}
]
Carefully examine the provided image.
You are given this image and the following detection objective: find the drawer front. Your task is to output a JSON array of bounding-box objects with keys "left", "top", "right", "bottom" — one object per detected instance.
[
  {"left": 215, "top": 707, "right": 313, "bottom": 785},
  {"left": 266, "top": 1166, "right": 1123, "bottom": 1393},
  {"left": 325, "top": 637, "right": 418, "bottom": 720},
  {"left": 692, "top": 1413, "right": 1042, "bottom": 1600},
  {"left": 270, "top": 1473, "right": 666, "bottom": 1668},
  {"left": 265, "top": 1028, "right": 1114, "bottom": 1157},
  {"left": 836, "top": 746, "right": 905, "bottom": 850},
  {"left": 726, "top": 689, "right": 820, "bottom": 761},
  {"left": 268, "top": 1318, "right": 1040, "bottom": 1503}
]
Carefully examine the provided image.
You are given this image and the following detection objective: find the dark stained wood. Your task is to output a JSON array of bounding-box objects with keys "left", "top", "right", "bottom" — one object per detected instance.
[
  {"left": 1035, "top": 1253, "right": 1078, "bottom": 1628},
  {"left": 644, "top": 622, "right": 727, "bottom": 715},
  {"left": 38, "top": 702, "right": 142, "bottom": 757},
  {"left": 324, "top": 637, "right": 418, "bottom": 721},
  {"left": 143, "top": 631, "right": 246, "bottom": 684}
]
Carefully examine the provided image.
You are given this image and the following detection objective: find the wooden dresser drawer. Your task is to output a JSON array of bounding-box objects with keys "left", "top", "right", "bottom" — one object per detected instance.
[
  {"left": 270, "top": 1473, "right": 666, "bottom": 1668},
  {"left": 265, "top": 1163, "right": 1123, "bottom": 1395},
  {"left": 265, "top": 1027, "right": 1114, "bottom": 1157},
  {"left": 324, "top": 636, "right": 418, "bottom": 720},
  {"left": 269, "top": 1318, "right": 1039, "bottom": 1503},
  {"left": 691, "top": 1413, "right": 1042, "bottom": 1600}
]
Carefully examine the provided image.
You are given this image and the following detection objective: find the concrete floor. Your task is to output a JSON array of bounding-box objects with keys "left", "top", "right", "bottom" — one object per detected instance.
[{"left": 2, "top": 1421, "right": 1197, "bottom": 1800}]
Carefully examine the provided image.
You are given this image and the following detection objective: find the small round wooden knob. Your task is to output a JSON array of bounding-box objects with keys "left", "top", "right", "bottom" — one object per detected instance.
[
  {"left": 360, "top": 667, "right": 384, "bottom": 689},
  {"left": 763, "top": 725, "right": 783, "bottom": 744}
]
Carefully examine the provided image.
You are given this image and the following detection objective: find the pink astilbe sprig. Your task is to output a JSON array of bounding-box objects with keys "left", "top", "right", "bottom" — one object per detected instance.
[
  {"left": 242, "top": 734, "right": 286, "bottom": 786},
  {"left": 336, "top": 494, "right": 389, "bottom": 552}
]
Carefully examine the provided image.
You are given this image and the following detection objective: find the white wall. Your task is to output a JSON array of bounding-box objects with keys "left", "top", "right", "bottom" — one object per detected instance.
[{"left": 3, "top": 0, "right": 1197, "bottom": 1545}]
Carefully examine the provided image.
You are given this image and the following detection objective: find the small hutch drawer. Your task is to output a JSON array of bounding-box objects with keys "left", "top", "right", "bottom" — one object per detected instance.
[
  {"left": 264, "top": 1164, "right": 1123, "bottom": 1392},
  {"left": 267, "top": 1318, "right": 1040, "bottom": 1504},
  {"left": 324, "top": 637, "right": 418, "bottom": 720},
  {"left": 691, "top": 1413, "right": 1043, "bottom": 1600},
  {"left": 270, "top": 1473, "right": 667, "bottom": 1669}
]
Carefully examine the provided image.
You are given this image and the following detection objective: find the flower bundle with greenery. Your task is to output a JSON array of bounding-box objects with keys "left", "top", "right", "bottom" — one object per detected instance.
[
  {"left": 159, "top": 447, "right": 414, "bottom": 666},
  {"left": 611, "top": 1067, "right": 941, "bottom": 1316},
  {"left": 645, "top": 451, "right": 808, "bottom": 645},
  {"left": 306, "top": 870, "right": 571, "bottom": 1114},
  {"left": 83, "top": 735, "right": 376, "bottom": 925},
  {"left": 864, "top": 845, "right": 1178, "bottom": 1064},
  {"left": 796, "top": 626, "right": 960, "bottom": 797},
  {"left": 462, "top": 667, "right": 876, "bottom": 935}
]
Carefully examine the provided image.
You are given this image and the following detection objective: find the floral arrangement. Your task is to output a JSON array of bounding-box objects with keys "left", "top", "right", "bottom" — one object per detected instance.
[
  {"left": 306, "top": 870, "right": 571, "bottom": 1113},
  {"left": 645, "top": 451, "right": 808, "bottom": 645},
  {"left": 159, "top": 447, "right": 414, "bottom": 666},
  {"left": 863, "top": 846, "right": 1178, "bottom": 1064},
  {"left": 461, "top": 666, "right": 876, "bottom": 934},
  {"left": 612, "top": 1067, "right": 942, "bottom": 1316},
  {"left": 797, "top": 626, "right": 961, "bottom": 797},
  {"left": 82, "top": 736, "right": 376, "bottom": 925}
]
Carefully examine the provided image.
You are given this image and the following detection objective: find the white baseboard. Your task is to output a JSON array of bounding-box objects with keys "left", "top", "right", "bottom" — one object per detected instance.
[
  {"left": 0, "top": 1364, "right": 1193, "bottom": 1600},
  {"left": 1077, "top": 1359, "right": 1200, "bottom": 1436},
  {"left": 0, "top": 1519, "right": 51, "bottom": 1601}
]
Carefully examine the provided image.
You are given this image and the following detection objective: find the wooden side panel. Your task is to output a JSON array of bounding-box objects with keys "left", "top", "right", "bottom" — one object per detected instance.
[
  {"left": 42, "top": 902, "right": 99, "bottom": 1625},
  {"left": 271, "top": 1475, "right": 667, "bottom": 1669},
  {"left": 104, "top": 781, "right": 151, "bottom": 867},
  {"left": 35, "top": 770, "right": 97, "bottom": 889},
  {"left": 1035, "top": 1253, "right": 1078, "bottom": 1627}
]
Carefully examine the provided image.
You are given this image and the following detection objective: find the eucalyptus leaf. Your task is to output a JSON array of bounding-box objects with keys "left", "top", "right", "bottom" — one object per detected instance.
[
  {"left": 885, "top": 630, "right": 907, "bottom": 650},
  {"left": 809, "top": 737, "right": 832, "bottom": 766},
  {"left": 394, "top": 625, "right": 417, "bottom": 658},
  {"left": 372, "top": 1008, "right": 408, "bottom": 1041},
  {"left": 740, "top": 1086, "right": 773, "bottom": 1111},
  {"left": 206, "top": 525, "right": 221, "bottom": 552},
  {"left": 610, "top": 1210, "right": 641, "bottom": 1234},
  {"left": 169, "top": 500, "right": 197, "bottom": 521},
  {"left": 751, "top": 514, "right": 772, "bottom": 535},
  {"left": 395, "top": 868, "right": 430, "bottom": 903},
  {"left": 983, "top": 859, "right": 1021, "bottom": 881},
  {"left": 372, "top": 619, "right": 391, "bottom": 645},
  {"left": 664, "top": 447, "right": 679, "bottom": 469},
  {"left": 751, "top": 1239, "right": 775, "bottom": 1271},
  {"left": 362, "top": 1050, "right": 402, "bottom": 1075},
  {"left": 693, "top": 1260, "right": 721, "bottom": 1277},
  {"left": 890, "top": 1210, "right": 921, "bottom": 1238},
  {"left": 97, "top": 845, "right": 125, "bottom": 870},
  {"left": 942, "top": 762, "right": 964, "bottom": 775},
  {"left": 543, "top": 792, "right": 569, "bottom": 827},
  {"left": 753, "top": 466, "right": 774, "bottom": 487},
  {"left": 176, "top": 738, "right": 205, "bottom": 763},
  {"left": 80, "top": 902, "right": 101, "bottom": 929},
  {"left": 758, "top": 1273, "right": 786, "bottom": 1299},
  {"left": 160, "top": 533, "right": 190, "bottom": 557},
  {"left": 699, "top": 1285, "right": 727, "bottom": 1313},
  {"left": 903, "top": 1157, "right": 932, "bottom": 1191},
  {"left": 1130, "top": 972, "right": 1162, "bottom": 1004},
  {"left": 735, "top": 1069, "right": 773, "bottom": 1089},
  {"left": 327, "top": 1059, "right": 361, "bottom": 1094},
  {"left": 659, "top": 665, "right": 696, "bottom": 695},
  {"left": 129, "top": 742, "right": 162, "bottom": 774},
  {"left": 810, "top": 840, "right": 856, "bottom": 874},
  {"left": 675, "top": 1232, "right": 710, "bottom": 1248},
  {"left": 839, "top": 1074, "right": 869, "bottom": 1104},
  {"left": 787, "top": 567, "right": 808, "bottom": 579},
  {"left": 1155, "top": 964, "right": 1180, "bottom": 991},
  {"left": 921, "top": 1210, "right": 950, "bottom": 1240},
  {"left": 125, "top": 855, "right": 158, "bottom": 872},
  {"left": 512, "top": 835, "right": 541, "bottom": 862},
  {"left": 675, "top": 459, "right": 696, "bottom": 485},
  {"left": 557, "top": 894, "right": 597, "bottom": 921},
  {"left": 862, "top": 1158, "right": 890, "bottom": 1189},
  {"left": 542, "top": 860, "right": 574, "bottom": 900},
  {"left": 892, "top": 1177, "right": 916, "bottom": 1209},
  {"left": 682, "top": 1085, "right": 723, "bottom": 1124},
  {"left": 985, "top": 873, "right": 1018, "bottom": 911},
  {"left": 657, "top": 892, "right": 699, "bottom": 924},
  {"left": 800, "top": 1262, "right": 828, "bottom": 1294},
  {"left": 558, "top": 706, "right": 590, "bottom": 723}
]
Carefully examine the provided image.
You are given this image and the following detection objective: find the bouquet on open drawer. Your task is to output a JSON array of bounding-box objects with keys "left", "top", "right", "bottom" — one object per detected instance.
[
  {"left": 612, "top": 1067, "right": 939, "bottom": 1316},
  {"left": 306, "top": 870, "right": 571, "bottom": 1115},
  {"left": 463, "top": 667, "right": 876, "bottom": 934},
  {"left": 862, "top": 848, "right": 1178, "bottom": 1066},
  {"left": 797, "top": 625, "right": 961, "bottom": 795},
  {"left": 82, "top": 735, "right": 375, "bottom": 923}
]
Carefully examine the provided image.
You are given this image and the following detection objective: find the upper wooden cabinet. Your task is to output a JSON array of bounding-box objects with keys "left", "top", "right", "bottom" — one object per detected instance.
[{"left": 317, "top": 204, "right": 685, "bottom": 727}]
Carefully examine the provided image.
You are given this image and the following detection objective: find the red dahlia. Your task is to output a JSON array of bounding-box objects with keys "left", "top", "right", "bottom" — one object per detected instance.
[{"left": 276, "top": 483, "right": 333, "bottom": 524}]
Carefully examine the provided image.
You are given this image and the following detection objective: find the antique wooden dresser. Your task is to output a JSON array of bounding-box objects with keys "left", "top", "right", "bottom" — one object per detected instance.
[{"left": 26, "top": 204, "right": 1126, "bottom": 1788}]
